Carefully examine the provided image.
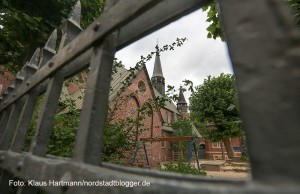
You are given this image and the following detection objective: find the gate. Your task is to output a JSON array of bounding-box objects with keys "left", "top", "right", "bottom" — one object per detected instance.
[{"left": 1, "top": 0, "right": 300, "bottom": 193}]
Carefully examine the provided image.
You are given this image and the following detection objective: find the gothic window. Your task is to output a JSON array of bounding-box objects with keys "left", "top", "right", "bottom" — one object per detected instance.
[
  {"left": 171, "top": 112, "right": 175, "bottom": 124},
  {"left": 126, "top": 97, "right": 139, "bottom": 141},
  {"left": 165, "top": 111, "right": 168, "bottom": 125},
  {"left": 161, "top": 132, "right": 166, "bottom": 148}
]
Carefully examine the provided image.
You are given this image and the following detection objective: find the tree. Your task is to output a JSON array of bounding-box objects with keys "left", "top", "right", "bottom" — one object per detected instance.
[
  {"left": 203, "top": 1, "right": 300, "bottom": 41},
  {"left": 0, "top": 0, "right": 104, "bottom": 74},
  {"left": 172, "top": 118, "right": 194, "bottom": 137},
  {"left": 189, "top": 73, "right": 243, "bottom": 159},
  {"left": 288, "top": 0, "right": 300, "bottom": 25},
  {"left": 171, "top": 118, "right": 194, "bottom": 155},
  {"left": 202, "top": 2, "right": 224, "bottom": 41}
]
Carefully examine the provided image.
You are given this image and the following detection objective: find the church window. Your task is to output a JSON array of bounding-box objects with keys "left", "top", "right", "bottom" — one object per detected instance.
[
  {"left": 138, "top": 81, "right": 146, "bottom": 92},
  {"left": 171, "top": 112, "right": 175, "bottom": 124},
  {"left": 165, "top": 111, "right": 168, "bottom": 124},
  {"left": 161, "top": 132, "right": 166, "bottom": 148}
]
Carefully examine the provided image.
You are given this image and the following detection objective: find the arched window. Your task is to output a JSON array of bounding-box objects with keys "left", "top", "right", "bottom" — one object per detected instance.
[{"left": 126, "top": 96, "right": 139, "bottom": 141}]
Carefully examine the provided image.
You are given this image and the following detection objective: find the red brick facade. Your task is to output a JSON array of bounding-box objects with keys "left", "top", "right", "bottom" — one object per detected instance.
[
  {"left": 109, "top": 68, "right": 175, "bottom": 166},
  {"left": 0, "top": 66, "right": 14, "bottom": 95},
  {"left": 1, "top": 64, "right": 244, "bottom": 164},
  {"left": 203, "top": 138, "right": 243, "bottom": 160}
]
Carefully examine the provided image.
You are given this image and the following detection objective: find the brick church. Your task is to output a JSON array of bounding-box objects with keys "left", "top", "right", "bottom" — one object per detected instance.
[
  {"left": 59, "top": 51, "right": 201, "bottom": 166},
  {"left": 0, "top": 50, "right": 243, "bottom": 165}
]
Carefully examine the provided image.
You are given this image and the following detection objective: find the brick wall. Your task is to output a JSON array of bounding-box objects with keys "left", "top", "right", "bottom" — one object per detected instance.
[
  {"left": 110, "top": 68, "right": 171, "bottom": 167},
  {"left": 0, "top": 66, "right": 15, "bottom": 95},
  {"left": 205, "top": 138, "right": 242, "bottom": 160}
]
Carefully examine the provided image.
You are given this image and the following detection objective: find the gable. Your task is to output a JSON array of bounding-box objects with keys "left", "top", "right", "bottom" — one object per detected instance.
[{"left": 59, "top": 66, "right": 163, "bottom": 125}]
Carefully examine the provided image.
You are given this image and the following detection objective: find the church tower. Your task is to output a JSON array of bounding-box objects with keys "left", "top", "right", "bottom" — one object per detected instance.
[
  {"left": 151, "top": 51, "right": 165, "bottom": 96},
  {"left": 177, "top": 86, "right": 188, "bottom": 118}
]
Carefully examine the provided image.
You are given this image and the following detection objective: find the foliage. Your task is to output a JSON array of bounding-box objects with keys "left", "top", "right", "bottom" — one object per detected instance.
[
  {"left": 189, "top": 73, "right": 243, "bottom": 159},
  {"left": 114, "top": 38, "right": 187, "bottom": 98},
  {"left": 23, "top": 39, "right": 187, "bottom": 166},
  {"left": 171, "top": 118, "right": 199, "bottom": 155},
  {"left": 0, "top": 0, "right": 104, "bottom": 74},
  {"left": 160, "top": 158, "right": 206, "bottom": 176},
  {"left": 288, "top": 0, "right": 300, "bottom": 26},
  {"left": 24, "top": 95, "right": 79, "bottom": 157},
  {"left": 203, "top": 1, "right": 300, "bottom": 42},
  {"left": 48, "top": 100, "right": 80, "bottom": 157},
  {"left": 189, "top": 73, "right": 242, "bottom": 142},
  {"left": 23, "top": 95, "right": 44, "bottom": 152},
  {"left": 102, "top": 93, "right": 156, "bottom": 163},
  {"left": 202, "top": 2, "right": 224, "bottom": 41},
  {"left": 172, "top": 118, "right": 194, "bottom": 137},
  {"left": 80, "top": 0, "right": 105, "bottom": 29}
]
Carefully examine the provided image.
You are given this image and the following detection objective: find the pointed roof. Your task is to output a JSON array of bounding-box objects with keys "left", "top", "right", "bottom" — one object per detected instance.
[
  {"left": 178, "top": 86, "right": 187, "bottom": 104},
  {"left": 152, "top": 87, "right": 180, "bottom": 115},
  {"left": 152, "top": 52, "right": 164, "bottom": 78}
]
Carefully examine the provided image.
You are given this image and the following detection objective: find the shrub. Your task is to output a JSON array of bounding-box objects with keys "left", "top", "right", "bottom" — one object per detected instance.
[{"left": 160, "top": 158, "right": 206, "bottom": 176}]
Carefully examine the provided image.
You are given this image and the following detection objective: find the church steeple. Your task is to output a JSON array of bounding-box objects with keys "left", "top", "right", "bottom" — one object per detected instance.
[
  {"left": 151, "top": 48, "right": 165, "bottom": 96},
  {"left": 177, "top": 86, "right": 188, "bottom": 118}
]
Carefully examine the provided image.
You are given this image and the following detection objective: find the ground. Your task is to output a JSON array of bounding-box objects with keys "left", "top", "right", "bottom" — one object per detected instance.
[
  {"left": 206, "top": 171, "right": 250, "bottom": 180},
  {"left": 198, "top": 159, "right": 251, "bottom": 180},
  {"left": 159, "top": 159, "right": 251, "bottom": 180}
]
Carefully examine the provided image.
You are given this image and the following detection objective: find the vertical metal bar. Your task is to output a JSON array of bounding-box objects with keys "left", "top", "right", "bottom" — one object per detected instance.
[
  {"left": 187, "top": 139, "right": 192, "bottom": 161},
  {"left": 143, "top": 142, "right": 150, "bottom": 168},
  {"left": 0, "top": 106, "right": 14, "bottom": 141},
  {"left": 11, "top": 31, "right": 57, "bottom": 153},
  {"left": 0, "top": 111, "right": 3, "bottom": 123},
  {"left": 0, "top": 101, "right": 25, "bottom": 150},
  {"left": 27, "top": 1, "right": 81, "bottom": 157},
  {"left": 0, "top": 55, "right": 39, "bottom": 194},
  {"left": 193, "top": 142, "right": 200, "bottom": 170},
  {"left": 10, "top": 89, "right": 39, "bottom": 152},
  {"left": 30, "top": 73, "right": 64, "bottom": 156},
  {"left": 218, "top": 0, "right": 300, "bottom": 182},
  {"left": 0, "top": 50, "right": 39, "bottom": 150},
  {"left": 132, "top": 141, "right": 141, "bottom": 164},
  {"left": 0, "top": 109, "right": 10, "bottom": 136},
  {"left": 73, "top": 33, "right": 116, "bottom": 164},
  {"left": 17, "top": 186, "right": 38, "bottom": 194},
  {"left": 9, "top": 93, "right": 39, "bottom": 194},
  {"left": 15, "top": 31, "right": 58, "bottom": 194},
  {"left": 0, "top": 170, "right": 13, "bottom": 194}
]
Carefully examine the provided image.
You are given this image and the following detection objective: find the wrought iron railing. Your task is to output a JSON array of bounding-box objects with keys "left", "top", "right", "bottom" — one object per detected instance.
[{"left": 0, "top": 0, "right": 300, "bottom": 193}]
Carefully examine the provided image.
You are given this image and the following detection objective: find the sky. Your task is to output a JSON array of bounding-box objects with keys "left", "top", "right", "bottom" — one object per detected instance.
[{"left": 115, "top": 9, "right": 233, "bottom": 104}]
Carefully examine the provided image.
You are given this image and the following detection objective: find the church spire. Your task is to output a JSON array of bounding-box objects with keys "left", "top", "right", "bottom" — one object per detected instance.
[
  {"left": 152, "top": 52, "right": 164, "bottom": 78},
  {"left": 178, "top": 86, "right": 187, "bottom": 104},
  {"left": 151, "top": 45, "right": 165, "bottom": 96},
  {"left": 177, "top": 86, "right": 188, "bottom": 118}
]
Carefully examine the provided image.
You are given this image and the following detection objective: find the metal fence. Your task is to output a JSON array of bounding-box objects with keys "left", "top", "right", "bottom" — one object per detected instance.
[{"left": 1, "top": 0, "right": 300, "bottom": 193}]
